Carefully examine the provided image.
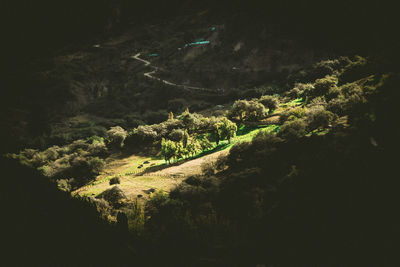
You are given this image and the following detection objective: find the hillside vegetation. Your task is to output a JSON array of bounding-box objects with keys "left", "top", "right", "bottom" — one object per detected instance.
[
  {"left": 8, "top": 53, "right": 399, "bottom": 265},
  {"left": 3, "top": 2, "right": 400, "bottom": 265}
]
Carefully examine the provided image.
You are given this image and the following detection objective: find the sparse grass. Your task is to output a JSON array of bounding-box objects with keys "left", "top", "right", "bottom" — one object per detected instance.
[
  {"left": 72, "top": 154, "right": 165, "bottom": 195},
  {"left": 76, "top": 174, "right": 182, "bottom": 199}
]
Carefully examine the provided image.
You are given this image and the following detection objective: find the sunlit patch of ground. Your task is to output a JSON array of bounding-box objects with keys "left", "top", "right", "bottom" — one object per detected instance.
[
  {"left": 72, "top": 154, "right": 165, "bottom": 197},
  {"left": 74, "top": 150, "right": 228, "bottom": 201},
  {"left": 75, "top": 174, "right": 183, "bottom": 200}
]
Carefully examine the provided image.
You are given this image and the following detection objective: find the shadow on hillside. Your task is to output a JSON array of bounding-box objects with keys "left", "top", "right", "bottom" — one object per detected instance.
[{"left": 138, "top": 143, "right": 230, "bottom": 175}]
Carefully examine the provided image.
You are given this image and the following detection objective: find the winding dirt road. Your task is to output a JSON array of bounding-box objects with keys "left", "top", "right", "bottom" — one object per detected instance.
[{"left": 131, "top": 53, "right": 220, "bottom": 93}]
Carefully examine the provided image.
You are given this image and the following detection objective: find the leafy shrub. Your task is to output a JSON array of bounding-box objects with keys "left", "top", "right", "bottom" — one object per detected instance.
[
  {"left": 327, "top": 96, "right": 348, "bottom": 116},
  {"left": 43, "top": 146, "right": 60, "bottom": 161},
  {"left": 57, "top": 179, "right": 74, "bottom": 192},
  {"left": 168, "top": 129, "right": 185, "bottom": 142},
  {"left": 305, "top": 106, "right": 336, "bottom": 131},
  {"left": 326, "top": 86, "right": 341, "bottom": 101},
  {"left": 96, "top": 186, "right": 127, "bottom": 208},
  {"left": 326, "top": 83, "right": 366, "bottom": 116},
  {"left": 109, "top": 177, "right": 121, "bottom": 185},
  {"left": 286, "top": 87, "right": 302, "bottom": 99},
  {"left": 130, "top": 125, "right": 158, "bottom": 145},
  {"left": 277, "top": 119, "right": 307, "bottom": 140},
  {"left": 259, "top": 95, "right": 279, "bottom": 114},
  {"left": 252, "top": 131, "right": 283, "bottom": 149},
  {"left": 88, "top": 157, "right": 105, "bottom": 175},
  {"left": 68, "top": 140, "right": 90, "bottom": 153},
  {"left": 177, "top": 111, "right": 202, "bottom": 132},
  {"left": 197, "top": 136, "right": 214, "bottom": 152},
  {"left": 228, "top": 99, "right": 267, "bottom": 122},
  {"left": 340, "top": 83, "right": 363, "bottom": 98},
  {"left": 216, "top": 117, "right": 237, "bottom": 143},
  {"left": 296, "top": 83, "right": 315, "bottom": 98},
  {"left": 280, "top": 106, "right": 306, "bottom": 124},
  {"left": 105, "top": 126, "right": 128, "bottom": 149},
  {"left": 313, "top": 75, "right": 339, "bottom": 97},
  {"left": 308, "top": 96, "right": 327, "bottom": 107},
  {"left": 87, "top": 138, "right": 108, "bottom": 156}
]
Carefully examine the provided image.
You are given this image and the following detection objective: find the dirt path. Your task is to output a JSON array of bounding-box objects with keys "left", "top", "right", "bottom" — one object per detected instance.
[{"left": 131, "top": 53, "right": 220, "bottom": 93}]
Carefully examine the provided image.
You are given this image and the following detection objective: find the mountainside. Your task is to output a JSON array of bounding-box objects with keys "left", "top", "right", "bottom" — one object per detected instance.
[
  {"left": 2, "top": 1, "right": 400, "bottom": 266},
  {"left": 0, "top": 10, "right": 327, "bottom": 153}
]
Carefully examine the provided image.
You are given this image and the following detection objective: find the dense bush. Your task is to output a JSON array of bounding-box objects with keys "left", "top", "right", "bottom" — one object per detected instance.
[
  {"left": 277, "top": 119, "right": 307, "bottom": 140},
  {"left": 313, "top": 59, "right": 341, "bottom": 76},
  {"left": 216, "top": 117, "right": 237, "bottom": 143},
  {"left": 305, "top": 106, "right": 336, "bottom": 131},
  {"left": 105, "top": 126, "right": 128, "bottom": 149},
  {"left": 96, "top": 186, "right": 127, "bottom": 208},
  {"left": 279, "top": 106, "right": 306, "bottom": 124},
  {"left": 88, "top": 157, "right": 105, "bottom": 175},
  {"left": 109, "top": 177, "right": 121, "bottom": 185},
  {"left": 259, "top": 95, "right": 279, "bottom": 114},
  {"left": 286, "top": 87, "right": 302, "bottom": 99},
  {"left": 296, "top": 83, "right": 315, "bottom": 98},
  {"left": 312, "top": 75, "right": 339, "bottom": 97},
  {"left": 327, "top": 95, "right": 348, "bottom": 115},
  {"left": 168, "top": 129, "right": 185, "bottom": 142},
  {"left": 10, "top": 136, "right": 108, "bottom": 188},
  {"left": 228, "top": 99, "right": 267, "bottom": 123}
]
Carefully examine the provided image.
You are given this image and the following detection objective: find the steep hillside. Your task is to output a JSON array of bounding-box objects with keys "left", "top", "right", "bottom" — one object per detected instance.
[{"left": 2, "top": 1, "right": 400, "bottom": 266}]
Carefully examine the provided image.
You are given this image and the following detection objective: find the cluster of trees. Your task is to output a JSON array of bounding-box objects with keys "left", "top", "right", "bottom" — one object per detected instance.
[
  {"left": 9, "top": 136, "right": 108, "bottom": 190},
  {"left": 275, "top": 56, "right": 374, "bottom": 140},
  {"left": 10, "top": 108, "right": 239, "bottom": 188},
  {"left": 161, "top": 137, "right": 202, "bottom": 164},
  {"left": 160, "top": 117, "right": 236, "bottom": 163},
  {"left": 228, "top": 95, "right": 279, "bottom": 123},
  {"left": 126, "top": 110, "right": 237, "bottom": 151},
  {"left": 105, "top": 126, "right": 128, "bottom": 149}
]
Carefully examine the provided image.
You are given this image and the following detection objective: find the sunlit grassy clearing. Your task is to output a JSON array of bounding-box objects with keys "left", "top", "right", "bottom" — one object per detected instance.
[{"left": 77, "top": 175, "right": 179, "bottom": 198}]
